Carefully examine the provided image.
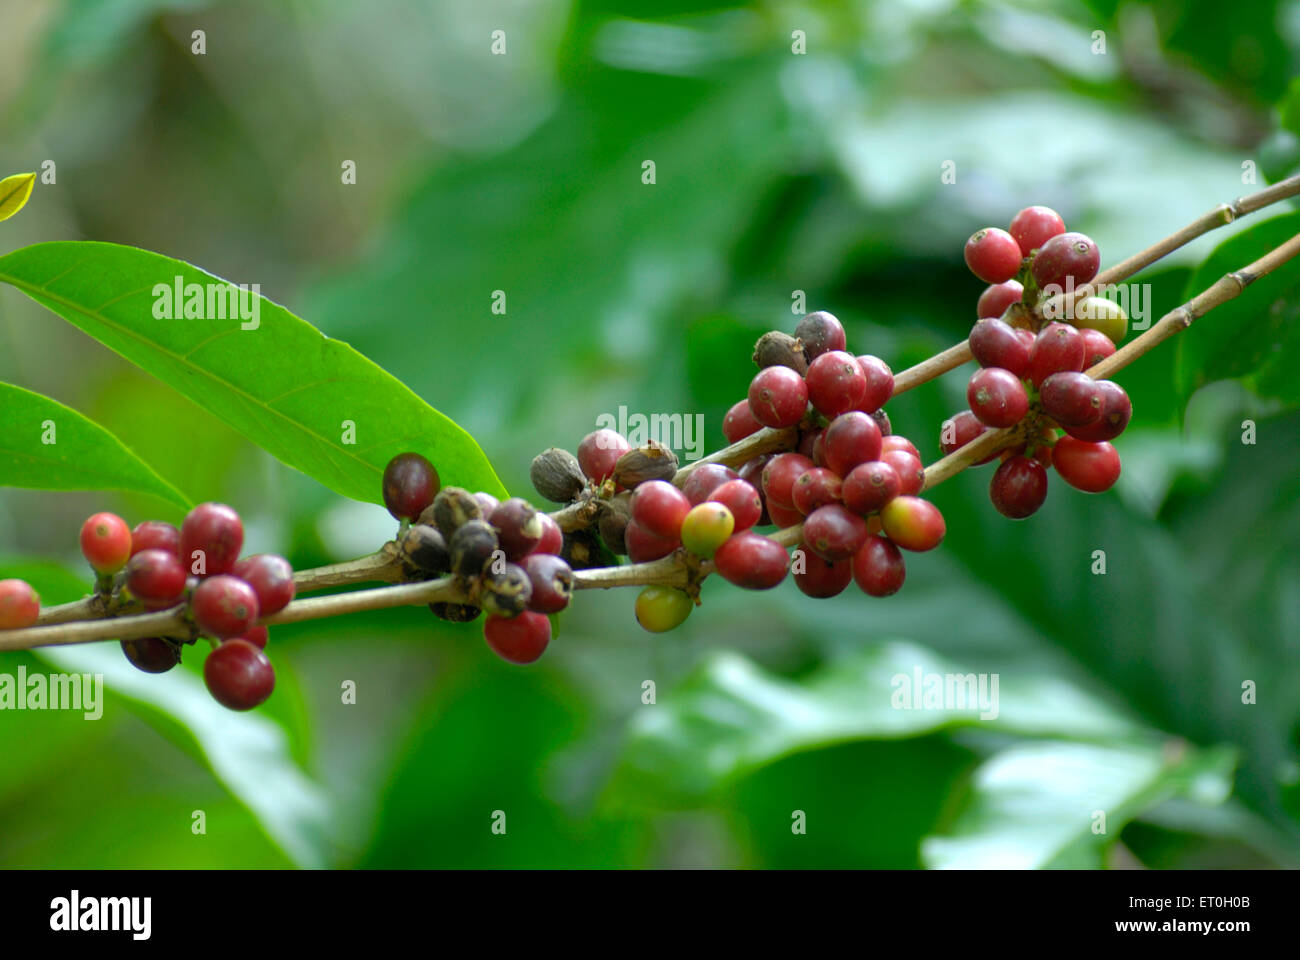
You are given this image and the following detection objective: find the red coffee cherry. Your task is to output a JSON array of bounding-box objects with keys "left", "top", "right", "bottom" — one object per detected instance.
[
  {"left": 681, "top": 463, "right": 740, "bottom": 505},
  {"left": 204, "top": 638, "right": 275, "bottom": 710},
  {"left": 842, "top": 460, "right": 901, "bottom": 515},
  {"left": 976, "top": 281, "right": 1024, "bottom": 320},
  {"left": 969, "top": 317, "right": 1031, "bottom": 377},
  {"left": 521, "top": 553, "right": 574, "bottom": 613},
  {"left": 854, "top": 356, "right": 895, "bottom": 414},
  {"left": 577, "top": 429, "right": 631, "bottom": 483},
  {"left": 852, "top": 535, "right": 906, "bottom": 597},
  {"left": 879, "top": 496, "right": 945, "bottom": 552},
  {"left": 793, "top": 552, "right": 853, "bottom": 598},
  {"left": 484, "top": 610, "right": 551, "bottom": 664},
  {"left": 748, "top": 366, "right": 809, "bottom": 428},
  {"left": 1080, "top": 328, "right": 1116, "bottom": 368},
  {"left": 989, "top": 456, "right": 1049, "bottom": 519},
  {"left": 130, "top": 521, "right": 180, "bottom": 559},
  {"left": 238, "top": 626, "right": 269, "bottom": 649},
  {"left": 761, "top": 453, "right": 815, "bottom": 508},
  {"left": 881, "top": 449, "right": 925, "bottom": 496},
  {"left": 1031, "top": 231, "right": 1100, "bottom": 293},
  {"left": 1040, "top": 371, "right": 1104, "bottom": 427},
  {"left": 713, "top": 531, "right": 789, "bottom": 589},
  {"left": 767, "top": 499, "right": 805, "bottom": 529},
  {"left": 126, "top": 549, "right": 189, "bottom": 608},
  {"left": 793, "top": 310, "right": 847, "bottom": 361},
  {"left": 624, "top": 520, "right": 680, "bottom": 562},
  {"left": 967, "top": 367, "right": 1029, "bottom": 429},
  {"left": 1008, "top": 205, "right": 1066, "bottom": 257},
  {"left": 1027, "top": 322, "right": 1086, "bottom": 387},
  {"left": 1063, "top": 380, "right": 1132, "bottom": 442},
  {"left": 880, "top": 435, "right": 921, "bottom": 460},
  {"left": 635, "top": 586, "right": 694, "bottom": 632},
  {"left": 823, "top": 411, "right": 883, "bottom": 478},
  {"left": 630, "top": 479, "right": 692, "bottom": 540},
  {"left": 382, "top": 452, "right": 441, "bottom": 521},
  {"left": 708, "top": 479, "right": 763, "bottom": 531},
  {"left": 0, "top": 578, "right": 40, "bottom": 629},
  {"left": 489, "top": 497, "right": 546, "bottom": 560},
  {"left": 939, "top": 410, "right": 994, "bottom": 461},
  {"left": 797, "top": 426, "right": 824, "bottom": 463},
  {"left": 737, "top": 457, "right": 771, "bottom": 525},
  {"left": 180, "top": 502, "right": 244, "bottom": 578},
  {"left": 802, "top": 504, "right": 869, "bottom": 562},
  {"left": 121, "top": 636, "right": 181, "bottom": 673},
  {"left": 532, "top": 512, "right": 564, "bottom": 556},
  {"left": 232, "top": 554, "right": 296, "bottom": 616},
  {"left": 1053, "top": 436, "right": 1121, "bottom": 492},
  {"left": 964, "top": 227, "right": 1022, "bottom": 284},
  {"left": 791, "top": 468, "right": 844, "bottom": 516},
  {"left": 80, "top": 512, "right": 132, "bottom": 575},
  {"left": 723, "top": 399, "right": 763, "bottom": 444},
  {"left": 191, "top": 574, "right": 260, "bottom": 639},
  {"left": 807, "top": 351, "right": 868, "bottom": 418}
]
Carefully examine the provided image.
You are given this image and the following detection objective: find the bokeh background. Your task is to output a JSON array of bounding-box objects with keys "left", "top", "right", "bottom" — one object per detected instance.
[{"left": 2, "top": 0, "right": 1299, "bottom": 868}]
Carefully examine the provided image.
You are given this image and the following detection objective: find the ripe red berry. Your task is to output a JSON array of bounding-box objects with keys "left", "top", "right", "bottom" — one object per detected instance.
[
  {"left": 681, "top": 463, "right": 740, "bottom": 505},
  {"left": 1040, "top": 371, "right": 1104, "bottom": 426},
  {"left": 852, "top": 536, "right": 906, "bottom": 597},
  {"left": 522, "top": 553, "right": 574, "bottom": 613},
  {"left": 80, "top": 512, "right": 132, "bottom": 575},
  {"left": 532, "top": 513, "right": 564, "bottom": 556},
  {"left": 793, "top": 553, "right": 853, "bottom": 598},
  {"left": 842, "top": 461, "right": 901, "bottom": 515},
  {"left": 232, "top": 554, "right": 296, "bottom": 616},
  {"left": 179, "top": 502, "right": 244, "bottom": 578},
  {"left": 484, "top": 610, "right": 551, "bottom": 664},
  {"left": 761, "top": 452, "right": 815, "bottom": 508},
  {"left": 238, "top": 626, "right": 269, "bottom": 649},
  {"left": 802, "top": 504, "right": 869, "bottom": 562},
  {"left": 204, "top": 638, "right": 275, "bottom": 710},
  {"left": 191, "top": 574, "right": 260, "bottom": 639},
  {"left": 489, "top": 497, "right": 546, "bottom": 560},
  {"left": 624, "top": 520, "right": 680, "bottom": 562},
  {"left": 0, "top": 578, "right": 40, "bottom": 629},
  {"left": 822, "top": 411, "right": 882, "bottom": 478},
  {"left": 130, "top": 521, "right": 180, "bottom": 559},
  {"left": 796, "top": 426, "right": 823, "bottom": 463},
  {"left": 723, "top": 399, "right": 763, "bottom": 444},
  {"left": 1063, "top": 380, "right": 1132, "bottom": 442},
  {"left": 791, "top": 468, "right": 843, "bottom": 516},
  {"left": 976, "top": 281, "right": 1024, "bottom": 320},
  {"left": 748, "top": 365, "right": 809, "bottom": 429},
  {"left": 577, "top": 429, "right": 631, "bottom": 483},
  {"left": 967, "top": 367, "right": 1029, "bottom": 428},
  {"left": 880, "top": 435, "right": 921, "bottom": 460},
  {"left": 121, "top": 636, "right": 181, "bottom": 673},
  {"left": 1031, "top": 231, "right": 1100, "bottom": 293},
  {"left": 854, "top": 356, "right": 895, "bottom": 414},
  {"left": 1053, "top": 436, "right": 1121, "bottom": 492},
  {"left": 939, "top": 410, "right": 992, "bottom": 460},
  {"left": 766, "top": 499, "right": 805, "bottom": 529},
  {"left": 879, "top": 496, "right": 945, "bottom": 552},
  {"left": 989, "top": 456, "right": 1049, "bottom": 519},
  {"left": 881, "top": 449, "right": 925, "bottom": 496},
  {"left": 1008, "top": 205, "right": 1066, "bottom": 257},
  {"left": 713, "top": 531, "right": 789, "bottom": 589},
  {"left": 793, "top": 311, "right": 846, "bottom": 361},
  {"left": 708, "top": 479, "right": 763, "bottom": 531},
  {"left": 382, "top": 452, "right": 440, "bottom": 521},
  {"left": 1080, "top": 328, "right": 1116, "bottom": 368},
  {"left": 969, "top": 318, "right": 1031, "bottom": 376},
  {"left": 1027, "top": 322, "right": 1086, "bottom": 387},
  {"left": 126, "top": 549, "right": 189, "bottom": 608},
  {"left": 964, "top": 227, "right": 1022, "bottom": 284},
  {"left": 630, "top": 479, "right": 692, "bottom": 540},
  {"left": 806, "top": 350, "right": 867, "bottom": 418}
]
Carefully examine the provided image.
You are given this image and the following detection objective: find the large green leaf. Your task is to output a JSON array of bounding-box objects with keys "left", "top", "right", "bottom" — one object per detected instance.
[
  {"left": 0, "top": 380, "right": 189, "bottom": 507},
  {"left": 0, "top": 241, "right": 506, "bottom": 502}
]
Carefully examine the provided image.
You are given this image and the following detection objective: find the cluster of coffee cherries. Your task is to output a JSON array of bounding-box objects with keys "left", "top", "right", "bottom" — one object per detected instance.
[
  {"left": 381, "top": 453, "right": 573, "bottom": 665},
  {"left": 949, "top": 206, "right": 1133, "bottom": 518}
]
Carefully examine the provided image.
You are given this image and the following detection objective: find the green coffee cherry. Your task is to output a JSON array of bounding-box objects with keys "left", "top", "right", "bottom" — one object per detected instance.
[
  {"left": 679, "top": 502, "right": 735, "bottom": 559},
  {"left": 634, "top": 586, "right": 693, "bottom": 633},
  {"left": 1073, "top": 297, "right": 1127, "bottom": 344}
]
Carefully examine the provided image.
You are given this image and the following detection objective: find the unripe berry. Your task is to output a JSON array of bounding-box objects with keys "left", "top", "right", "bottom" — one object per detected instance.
[
  {"left": 823, "top": 411, "right": 883, "bottom": 477},
  {"left": 400, "top": 524, "right": 451, "bottom": 574},
  {"left": 631, "top": 479, "right": 692, "bottom": 540},
  {"left": 803, "top": 504, "right": 868, "bottom": 562},
  {"left": 192, "top": 575, "right": 260, "bottom": 639},
  {"left": 747, "top": 365, "right": 809, "bottom": 428},
  {"left": 793, "top": 552, "right": 853, "bottom": 598},
  {"left": 752, "top": 331, "right": 809, "bottom": 375},
  {"left": 680, "top": 502, "right": 735, "bottom": 559},
  {"left": 430, "top": 486, "right": 483, "bottom": 536},
  {"left": 989, "top": 456, "right": 1049, "bottom": 519},
  {"left": 484, "top": 611, "right": 551, "bottom": 664},
  {"left": 232, "top": 554, "right": 296, "bottom": 615},
  {"left": 382, "top": 452, "right": 440, "bottom": 521},
  {"left": 80, "top": 512, "right": 132, "bottom": 575},
  {"left": 761, "top": 453, "right": 815, "bottom": 508},
  {"left": 1063, "top": 380, "right": 1132, "bottom": 442},
  {"left": 713, "top": 531, "right": 789, "bottom": 590},
  {"left": 1031, "top": 231, "right": 1100, "bottom": 293},
  {"left": 842, "top": 461, "right": 901, "bottom": 515},
  {"left": 578, "top": 429, "right": 631, "bottom": 484},
  {"left": 723, "top": 399, "right": 764, "bottom": 443},
  {"left": 881, "top": 449, "right": 925, "bottom": 496},
  {"left": 852, "top": 535, "right": 906, "bottom": 597},
  {"left": 791, "top": 468, "right": 844, "bottom": 516},
  {"left": 449, "top": 520, "right": 500, "bottom": 578},
  {"left": 179, "top": 503, "right": 244, "bottom": 578},
  {"left": 126, "top": 548, "right": 189, "bottom": 608},
  {"left": 130, "top": 521, "right": 180, "bottom": 559},
  {"left": 1008, "top": 205, "right": 1066, "bottom": 257},
  {"left": 1027, "top": 322, "right": 1086, "bottom": 387},
  {"left": 767, "top": 499, "right": 805, "bottom": 529},
  {"left": 967, "top": 367, "right": 1029, "bottom": 428},
  {"left": 681, "top": 463, "right": 740, "bottom": 506},
  {"left": 969, "top": 317, "right": 1031, "bottom": 376},
  {"left": 481, "top": 563, "right": 533, "bottom": 618},
  {"left": 964, "top": 227, "right": 1022, "bottom": 284},
  {"left": 879, "top": 496, "right": 945, "bottom": 552},
  {"left": 793, "top": 311, "right": 846, "bottom": 362},
  {"left": 0, "top": 579, "right": 40, "bottom": 629},
  {"left": 1040, "top": 371, "right": 1104, "bottom": 427},
  {"left": 976, "top": 281, "right": 1024, "bottom": 320},
  {"left": 530, "top": 447, "right": 587, "bottom": 504},
  {"left": 1073, "top": 296, "right": 1128, "bottom": 344},
  {"left": 204, "top": 638, "right": 275, "bottom": 710},
  {"left": 708, "top": 479, "right": 763, "bottom": 531},
  {"left": 532, "top": 513, "right": 564, "bottom": 556},
  {"left": 1053, "top": 436, "right": 1121, "bottom": 492},
  {"left": 121, "top": 636, "right": 181, "bottom": 673},
  {"left": 522, "top": 553, "right": 573, "bottom": 613},
  {"left": 489, "top": 497, "right": 545, "bottom": 560},
  {"left": 624, "top": 520, "right": 680, "bottom": 562},
  {"left": 635, "top": 586, "right": 693, "bottom": 632}
]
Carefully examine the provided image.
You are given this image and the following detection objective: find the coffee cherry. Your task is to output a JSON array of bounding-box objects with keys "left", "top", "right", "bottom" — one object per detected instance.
[
  {"left": 126, "top": 549, "right": 188, "bottom": 608},
  {"left": 737, "top": 457, "right": 771, "bottom": 523},
  {"left": 232, "top": 554, "right": 296, "bottom": 615},
  {"left": 614, "top": 442, "right": 679, "bottom": 489},
  {"left": 752, "top": 331, "right": 809, "bottom": 375},
  {"left": 1053, "top": 436, "right": 1121, "bottom": 492},
  {"left": 680, "top": 502, "right": 735, "bottom": 559},
  {"left": 767, "top": 499, "right": 805, "bottom": 529},
  {"left": 976, "top": 281, "right": 1024, "bottom": 320},
  {"left": 1027, "top": 322, "right": 1085, "bottom": 387},
  {"left": 748, "top": 365, "right": 809, "bottom": 428},
  {"left": 530, "top": 447, "right": 587, "bottom": 504},
  {"left": 522, "top": 553, "right": 573, "bottom": 613},
  {"left": 793, "top": 311, "right": 846, "bottom": 362},
  {"left": 484, "top": 611, "right": 551, "bottom": 664},
  {"left": 793, "top": 552, "right": 853, "bottom": 598},
  {"left": 489, "top": 498, "right": 545, "bottom": 560},
  {"left": 449, "top": 520, "right": 499, "bottom": 578},
  {"left": 989, "top": 456, "right": 1049, "bottom": 519},
  {"left": 179, "top": 502, "right": 243, "bottom": 578},
  {"left": 400, "top": 524, "right": 451, "bottom": 574},
  {"left": 708, "top": 479, "right": 763, "bottom": 531},
  {"left": 204, "top": 638, "right": 275, "bottom": 710},
  {"left": 967, "top": 367, "right": 1029, "bottom": 428},
  {"left": 238, "top": 625, "right": 269, "bottom": 649},
  {"left": 1040, "top": 371, "right": 1104, "bottom": 427},
  {"left": 713, "top": 531, "right": 789, "bottom": 589},
  {"left": 430, "top": 487, "right": 483, "bottom": 536},
  {"left": 796, "top": 426, "right": 823, "bottom": 464},
  {"left": 1031, "top": 231, "right": 1100, "bottom": 293},
  {"left": 1073, "top": 296, "right": 1128, "bottom": 344},
  {"left": 532, "top": 513, "right": 563, "bottom": 556},
  {"left": 940, "top": 410, "right": 989, "bottom": 457},
  {"left": 761, "top": 452, "right": 815, "bottom": 507},
  {"left": 635, "top": 586, "right": 693, "bottom": 632},
  {"left": 631, "top": 479, "right": 691, "bottom": 540},
  {"left": 880, "top": 435, "right": 921, "bottom": 460},
  {"left": 625, "top": 520, "right": 680, "bottom": 562},
  {"left": 481, "top": 563, "right": 533, "bottom": 618},
  {"left": 192, "top": 575, "right": 260, "bottom": 639},
  {"left": 681, "top": 463, "right": 740, "bottom": 506},
  {"left": 879, "top": 496, "right": 945, "bottom": 552},
  {"left": 803, "top": 504, "right": 868, "bottom": 562},
  {"left": 852, "top": 536, "right": 906, "bottom": 597},
  {"left": 121, "top": 636, "right": 181, "bottom": 673},
  {"left": 964, "top": 227, "right": 1022, "bottom": 284},
  {"left": 430, "top": 602, "right": 482, "bottom": 623},
  {"left": 723, "top": 399, "right": 764, "bottom": 443},
  {"left": 1080, "top": 328, "right": 1116, "bottom": 368},
  {"left": 842, "top": 461, "right": 901, "bottom": 515},
  {"left": 881, "top": 449, "right": 925, "bottom": 496},
  {"left": 130, "top": 521, "right": 180, "bottom": 559},
  {"left": 578, "top": 429, "right": 631, "bottom": 484},
  {"left": 597, "top": 497, "right": 631, "bottom": 554},
  {"left": 0, "top": 579, "right": 40, "bottom": 629},
  {"left": 1008, "top": 205, "right": 1066, "bottom": 257},
  {"left": 823, "top": 411, "right": 883, "bottom": 477},
  {"left": 969, "top": 317, "right": 1031, "bottom": 377},
  {"left": 80, "top": 512, "right": 132, "bottom": 575},
  {"left": 851, "top": 355, "right": 894, "bottom": 414},
  {"left": 1063, "top": 380, "right": 1132, "bottom": 442},
  {"left": 806, "top": 350, "right": 867, "bottom": 418},
  {"left": 791, "top": 468, "right": 844, "bottom": 516},
  {"left": 474, "top": 492, "right": 501, "bottom": 518},
  {"left": 382, "top": 452, "right": 440, "bottom": 521}
]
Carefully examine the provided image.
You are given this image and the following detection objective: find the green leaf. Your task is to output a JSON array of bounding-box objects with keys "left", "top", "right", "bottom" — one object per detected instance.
[
  {"left": 921, "top": 741, "right": 1235, "bottom": 869},
  {"left": 0, "top": 381, "right": 189, "bottom": 508},
  {"left": 1174, "top": 213, "right": 1300, "bottom": 407},
  {"left": 0, "top": 173, "right": 35, "bottom": 221},
  {"left": 0, "top": 241, "right": 506, "bottom": 503}
]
